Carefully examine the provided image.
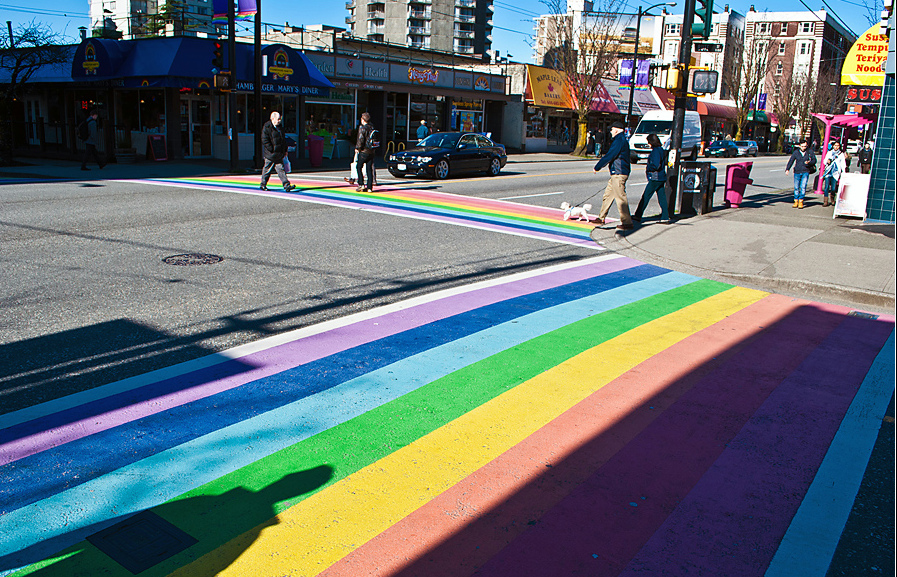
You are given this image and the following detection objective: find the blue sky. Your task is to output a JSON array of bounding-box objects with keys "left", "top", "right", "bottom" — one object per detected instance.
[{"left": 0, "top": 0, "right": 881, "bottom": 62}]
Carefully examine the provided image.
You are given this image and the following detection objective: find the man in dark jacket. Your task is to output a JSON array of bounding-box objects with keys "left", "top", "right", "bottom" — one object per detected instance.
[
  {"left": 260, "top": 111, "right": 295, "bottom": 192},
  {"left": 858, "top": 142, "right": 873, "bottom": 174},
  {"left": 81, "top": 109, "right": 105, "bottom": 171},
  {"left": 355, "top": 112, "right": 376, "bottom": 192},
  {"left": 593, "top": 121, "right": 633, "bottom": 230}
]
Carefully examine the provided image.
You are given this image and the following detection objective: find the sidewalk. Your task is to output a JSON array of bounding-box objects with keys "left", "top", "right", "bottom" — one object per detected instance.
[
  {"left": 590, "top": 189, "right": 895, "bottom": 314},
  {"left": 2, "top": 154, "right": 894, "bottom": 313}
]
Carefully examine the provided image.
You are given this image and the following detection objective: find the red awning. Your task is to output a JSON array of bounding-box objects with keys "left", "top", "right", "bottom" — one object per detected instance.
[
  {"left": 653, "top": 87, "right": 676, "bottom": 110},
  {"left": 697, "top": 100, "right": 737, "bottom": 119}
]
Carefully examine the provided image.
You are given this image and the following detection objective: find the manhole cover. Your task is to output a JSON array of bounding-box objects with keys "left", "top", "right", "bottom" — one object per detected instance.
[{"left": 162, "top": 253, "right": 223, "bottom": 266}]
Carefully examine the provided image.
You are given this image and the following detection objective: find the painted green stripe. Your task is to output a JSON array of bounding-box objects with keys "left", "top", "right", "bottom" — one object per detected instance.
[{"left": 20, "top": 279, "right": 731, "bottom": 577}]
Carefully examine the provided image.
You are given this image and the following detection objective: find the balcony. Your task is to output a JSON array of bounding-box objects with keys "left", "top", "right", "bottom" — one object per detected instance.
[
  {"left": 456, "top": 0, "right": 475, "bottom": 6},
  {"left": 367, "top": 33, "right": 384, "bottom": 42},
  {"left": 367, "top": 24, "right": 384, "bottom": 34},
  {"left": 409, "top": 9, "right": 431, "bottom": 18},
  {"left": 454, "top": 29, "right": 474, "bottom": 38},
  {"left": 410, "top": 40, "right": 430, "bottom": 49},
  {"left": 456, "top": 13, "right": 475, "bottom": 22},
  {"left": 345, "top": 1, "right": 354, "bottom": 8},
  {"left": 409, "top": 0, "right": 432, "bottom": 4},
  {"left": 367, "top": 9, "right": 385, "bottom": 19},
  {"left": 409, "top": 25, "right": 431, "bottom": 35},
  {"left": 454, "top": 43, "right": 475, "bottom": 53},
  {"left": 346, "top": 15, "right": 355, "bottom": 24}
]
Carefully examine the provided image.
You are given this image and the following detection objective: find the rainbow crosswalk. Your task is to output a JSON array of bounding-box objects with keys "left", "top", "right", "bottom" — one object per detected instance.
[
  {"left": 134, "top": 175, "right": 604, "bottom": 249},
  {"left": 0, "top": 250, "right": 893, "bottom": 577}
]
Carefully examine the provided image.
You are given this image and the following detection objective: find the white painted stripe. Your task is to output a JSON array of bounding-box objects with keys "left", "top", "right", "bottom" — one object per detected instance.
[
  {"left": 765, "top": 330, "right": 896, "bottom": 577},
  {"left": 0, "top": 254, "right": 621, "bottom": 430},
  {"left": 498, "top": 191, "right": 566, "bottom": 200}
]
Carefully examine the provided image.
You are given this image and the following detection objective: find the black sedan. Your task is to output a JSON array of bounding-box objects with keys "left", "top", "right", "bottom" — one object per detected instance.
[
  {"left": 705, "top": 140, "right": 739, "bottom": 158},
  {"left": 387, "top": 132, "right": 508, "bottom": 179}
]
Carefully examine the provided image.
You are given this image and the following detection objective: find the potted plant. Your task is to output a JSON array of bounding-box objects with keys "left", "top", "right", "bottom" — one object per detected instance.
[{"left": 114, "top": 131, "right": 137, "bottom": 164}]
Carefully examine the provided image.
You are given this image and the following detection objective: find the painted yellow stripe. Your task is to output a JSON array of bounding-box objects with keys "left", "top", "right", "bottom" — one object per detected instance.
[{"left": 173, "top": 287, "right": 767, "bottom": 577}]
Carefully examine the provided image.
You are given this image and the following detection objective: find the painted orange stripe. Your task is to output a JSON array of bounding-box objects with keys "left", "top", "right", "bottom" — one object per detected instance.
[{"left": 317, "top": 293, "right": 797, "bottom": 577}]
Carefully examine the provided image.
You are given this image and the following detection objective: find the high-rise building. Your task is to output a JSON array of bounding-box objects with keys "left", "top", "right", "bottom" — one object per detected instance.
[
  {"left": 88, "top": 0, "right": 218, "bottom": 39},
  {"left": 346, "top": 0, "right": 493, "bottom": 57}
]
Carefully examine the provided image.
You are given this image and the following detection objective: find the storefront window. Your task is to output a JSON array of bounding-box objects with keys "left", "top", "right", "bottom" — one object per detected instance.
[
  {"left": 451, "top": 99, "right": 484, "bottom": 133},
  {"left": 305, "top": 89, "right": 355, "bottom": 142},
  {"left": 387, "top": 92, "right": 408, "bottom": 142},
  {"left": 138, "top": 90, "right": 166, "bottom": 132},
  {"left": 410, "top": 94, "right": 443, "bottom": 134},
  {"left": 526, "top": 106, "right": 545, "bottom": 138}
]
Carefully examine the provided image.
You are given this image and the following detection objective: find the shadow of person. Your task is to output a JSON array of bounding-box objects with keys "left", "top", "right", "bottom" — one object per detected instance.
[{"left": 6, "top": 464, "right": 333, "bottom": 576}]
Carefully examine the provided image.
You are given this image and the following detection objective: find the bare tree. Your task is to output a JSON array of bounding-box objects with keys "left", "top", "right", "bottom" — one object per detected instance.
[
  {"left": 770, "top": 71, "right": 807, "bottom": 151},
  {"left": 724, "top": 29, "right": 773, "bottom": 140},
  {"left": 539, "top": 0, "right": 627, "bottom": 156},
  {"left": 0, "top": 21, "right": 70, "bottom": 164}
]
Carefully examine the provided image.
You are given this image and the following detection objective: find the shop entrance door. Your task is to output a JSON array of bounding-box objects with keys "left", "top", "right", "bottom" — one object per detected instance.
[{"left": 179, "top": 96, "right": 212, "bottom": 157}]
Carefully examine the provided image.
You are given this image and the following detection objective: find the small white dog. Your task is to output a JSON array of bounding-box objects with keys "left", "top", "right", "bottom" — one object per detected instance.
[{"left": 561, "top": 202, "right": 593, "bottom": 222}]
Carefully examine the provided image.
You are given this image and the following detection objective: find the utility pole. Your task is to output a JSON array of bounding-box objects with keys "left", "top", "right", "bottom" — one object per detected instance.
[
  {"left": 254, "top": 2, "right": 262, "bottom": 170},
  {"left": 668, "top": 0, "right": 696, "bottom": 217},
  {"left": 228, "top": 0, "right": 239, "bottom": 171}
]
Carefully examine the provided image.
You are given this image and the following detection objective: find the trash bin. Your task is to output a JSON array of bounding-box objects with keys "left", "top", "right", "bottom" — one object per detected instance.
[
  {"left": 678, "top": 161, "right": 716, "bottom": 216},
  {"left": 724, "top": 162, "right": 754, "bottom": 208},
  {"left": 308, "top": 135, "right": 324, "bottom": 168}
]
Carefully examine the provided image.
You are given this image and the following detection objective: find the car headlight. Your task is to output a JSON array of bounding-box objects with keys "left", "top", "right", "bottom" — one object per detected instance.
[
  {"left": 390, "top": 155, "right": 397, "bottom": 161},
  {"left": 416, "top": 156, "right": 433, "bottom": 163}
]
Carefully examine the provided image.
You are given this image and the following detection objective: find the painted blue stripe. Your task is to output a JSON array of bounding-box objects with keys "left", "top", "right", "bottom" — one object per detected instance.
[
  {"left": 0, "top": 265, "right": 670, "bottom": 515},
  {"left": 0, "top": 269, "right": 701, "bottom": 571},
  {"left": 765, "top": 330, "right": 896, "bottom": 577}
]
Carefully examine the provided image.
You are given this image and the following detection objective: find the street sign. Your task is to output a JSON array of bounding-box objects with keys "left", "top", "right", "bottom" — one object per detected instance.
[{"left": 693, "top": 42, "right": 723, "bottom": 52}]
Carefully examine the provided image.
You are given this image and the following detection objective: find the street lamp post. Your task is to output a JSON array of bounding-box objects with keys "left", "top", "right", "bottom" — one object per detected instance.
[{"left": 626, "top": 2, "right": 676, "bottom": 132}]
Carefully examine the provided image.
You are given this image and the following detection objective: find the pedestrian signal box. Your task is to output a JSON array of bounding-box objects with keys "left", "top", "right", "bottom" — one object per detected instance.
[{"left": 688, "top": 70, "right": 719, "bottom": 94}]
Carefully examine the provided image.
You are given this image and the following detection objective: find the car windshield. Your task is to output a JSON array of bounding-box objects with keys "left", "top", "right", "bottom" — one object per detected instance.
[
  {"left": 735, "top": 141, "right": 751, "bottom": 146},
  {"left": 419, "top": 133, "right": 461, "bottom": 148},
  {"left": 711, "top": 141, "right": 727, "bottom": 146},
  {"left": 634, "top": 120, "right": 672, "bottom": 135}
]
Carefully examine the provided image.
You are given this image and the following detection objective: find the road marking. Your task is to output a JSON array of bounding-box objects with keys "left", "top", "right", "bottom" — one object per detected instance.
[{"left": 499, "top": 191, "right": 566, "bottom": 200}]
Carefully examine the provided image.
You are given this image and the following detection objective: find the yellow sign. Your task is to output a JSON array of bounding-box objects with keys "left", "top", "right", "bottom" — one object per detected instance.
[
  {"left": 525, "top": 65, "right": 572, "bottom": 108},
  {"left": 840, "top": 24, "right": 888, "bottom": 86}
]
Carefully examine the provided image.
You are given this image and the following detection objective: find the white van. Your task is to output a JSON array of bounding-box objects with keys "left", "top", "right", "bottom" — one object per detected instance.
[{"left": 630, "top": 110, "right": 702, "bottom": 163}]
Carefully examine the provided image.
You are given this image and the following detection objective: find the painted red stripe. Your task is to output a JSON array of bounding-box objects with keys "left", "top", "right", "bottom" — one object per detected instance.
[
  {"left": 316, "top": 294, "right": 804, "bottom": 577},
  {"left": 473, "top": 301, "right": 853, "bottom": 576}
]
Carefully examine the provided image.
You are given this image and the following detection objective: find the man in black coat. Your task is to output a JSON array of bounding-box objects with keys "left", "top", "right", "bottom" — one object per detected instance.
[
  {"left": 858, "top": 142, "right": 873, "bottom": 174},
  {"left": 260, "top": 111, "right": 295, "bottom": 192}
]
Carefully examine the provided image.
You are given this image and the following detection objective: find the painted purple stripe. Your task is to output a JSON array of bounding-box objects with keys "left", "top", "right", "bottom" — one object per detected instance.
[
  {"left": 0, "top": 257, "right": 637, "bottom": 466},
  {"left": 620, "top": 315, "right": 895, "bottom": 577},
  {"left": 474, "top": 301, "right": 848, "bottom": 577}
]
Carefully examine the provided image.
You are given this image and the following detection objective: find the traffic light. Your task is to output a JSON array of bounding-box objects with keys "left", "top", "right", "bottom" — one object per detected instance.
[
  {"left": 211, "top": 41, "right": 224, "bottom": 74},
  {"left": 692, "top": 0, "right": 714, "bottom": 39},
  {"left": 688, "top": 69, "right": 719, "bottom": 94}
]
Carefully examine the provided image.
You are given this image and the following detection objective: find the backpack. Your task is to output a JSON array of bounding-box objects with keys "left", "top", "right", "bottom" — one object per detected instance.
[
  {"left": 367, "top": 128, "right": 380, "bottom": 150},
  {"left": 77, "top": 118, "right": 90, "bottom": 141}
]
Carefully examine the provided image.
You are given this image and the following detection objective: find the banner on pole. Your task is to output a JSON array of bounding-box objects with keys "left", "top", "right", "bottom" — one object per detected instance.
[{"left": 213, "top": 0, "right": 257, "bottom": 23}]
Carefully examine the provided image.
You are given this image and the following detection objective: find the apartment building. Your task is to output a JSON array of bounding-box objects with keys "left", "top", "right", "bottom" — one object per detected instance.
[
  {"left": 346, "top": 0, "right": 494, "bottom": 57},
  {"left": 744, "top": 8, "right": 856, "bottom": 112},
  {"left": 652, "top": 6, "right": 745, "bottom": 101},
  {"left": 89, "top": 0, "right": 218, "bottom": 39}
]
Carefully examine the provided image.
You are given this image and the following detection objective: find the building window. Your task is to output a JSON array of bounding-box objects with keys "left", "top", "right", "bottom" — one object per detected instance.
[
  {"left": 665, "top": 40, "right": 678, "bottom": 60},
  {"left": 775, "top": 61, "right": 783, "bottom": 75},
  {"left": 779, "top": 23, "right": 788, "bottom": 35},
  {"left": 756, "top": 22, "right": 770, "bottom": 35},
  {"left": 665, "top": 23, "right": 680, "bottom": 36},
  {"left": 774, "top": 85, "right": 781, "bottom": 97},
  {"left": 779, "top": 41, "right": 786, "bottom": 54},
  {"left": 799, "top": 41, "right": 811, "bottom": 55},
  {"left": 801, "top": 22, "right": 813, "bottom": 33}
]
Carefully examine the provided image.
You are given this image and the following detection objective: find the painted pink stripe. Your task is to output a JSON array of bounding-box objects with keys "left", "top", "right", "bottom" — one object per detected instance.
[
  {"left": 620, "top": 315, "right": 895, "bottom": 576},
  {"left": 475, "top": 301, "right": 851, "bottom": 577},
  {"left": 0, "top": 257, "right": 637, "bottom": 466}
]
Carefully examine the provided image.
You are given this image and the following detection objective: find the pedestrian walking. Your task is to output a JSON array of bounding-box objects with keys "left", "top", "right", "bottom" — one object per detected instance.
[
  {"left": 784, "top": 138, "right": 816, "bottom": 209},
  {"left": 355, "top": 112, "right": 377, "bottom": 192},
  {"left": 80, "top": 109, "right": 105, "bottom": 171},
  {"left": 858, "top": 141, "right": 873, "bottom": 174},
  {"left": 632, "top": 133, "right": 671, "bottom": 224},
  {"left": 821, "top": 141, "right": 846, "bottom": 207},
  {"left": 260, "top": 111, "right": 295, "bottom": 192},
  {"left": 416, "top": 119, "right": 430, "bottom": 142},
  {"left": 593, "top": 121, "right": 633, "bottom": 231}
]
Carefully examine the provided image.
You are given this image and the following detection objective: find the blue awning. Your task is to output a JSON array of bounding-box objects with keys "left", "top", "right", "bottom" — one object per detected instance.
[{"left": 69, "top": 37, "right": 333, "bottom": 93}]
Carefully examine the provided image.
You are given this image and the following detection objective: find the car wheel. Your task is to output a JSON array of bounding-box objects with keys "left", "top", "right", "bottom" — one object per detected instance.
[
  {"left": 435, "top": 159, "right": 450, "bottom": 180},
  {"left": 487, "top": 157, "right": 501, "bottom": 176}
]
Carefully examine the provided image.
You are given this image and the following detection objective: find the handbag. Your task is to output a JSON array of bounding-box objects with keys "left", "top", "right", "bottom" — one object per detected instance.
[{"left": 282, "top": 154, "right": 291, "bottom": 173}]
